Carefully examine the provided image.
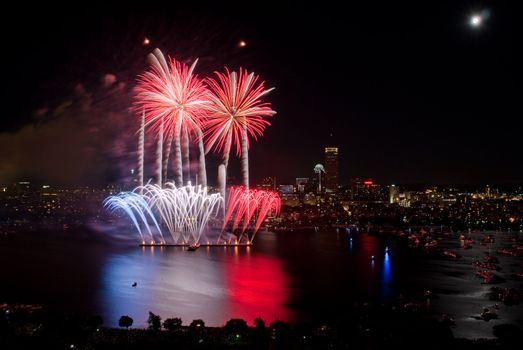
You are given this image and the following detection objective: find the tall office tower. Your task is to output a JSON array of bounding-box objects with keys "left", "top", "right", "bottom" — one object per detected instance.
[
  {"left": 389, "top": 184, "right": 399, "bottom": 204},
  {"left": 324, "top": 146, "right": 339, "bottom": 192}
]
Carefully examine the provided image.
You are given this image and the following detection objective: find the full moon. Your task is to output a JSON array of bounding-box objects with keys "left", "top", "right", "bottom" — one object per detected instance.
[{"left": 470, "top": 15, "right": 482, "bottom": 27}]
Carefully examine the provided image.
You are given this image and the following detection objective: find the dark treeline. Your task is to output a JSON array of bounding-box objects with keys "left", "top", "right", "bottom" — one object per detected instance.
[{"left": 1, "top": 303, "right": 521, "bottom": 349}]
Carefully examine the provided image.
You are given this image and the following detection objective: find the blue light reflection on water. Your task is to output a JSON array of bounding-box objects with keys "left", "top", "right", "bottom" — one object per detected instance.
[{"left": 380, "top": 250, "right": 394, "bottom": 300}]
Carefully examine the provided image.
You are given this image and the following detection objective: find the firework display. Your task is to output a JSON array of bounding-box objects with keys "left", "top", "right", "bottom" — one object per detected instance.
[
  {"left": 205, "top": 68, "right": 276, "bottom": 193},
  {"left": 105, "top": 49, "right": 280, "bottom": 245},
  {"left": 221, "top": 186, "right": 281, "bottom": 243},
  {"left": 135, "top": 49, "right": 209, "bottom": 187}
]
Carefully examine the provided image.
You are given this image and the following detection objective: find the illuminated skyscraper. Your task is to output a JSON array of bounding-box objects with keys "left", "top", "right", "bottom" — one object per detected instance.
[
  {"left": 389, "top": 184, "right": 399, "bottom": 204},
  {"left": 324, "top": 146, "right": 339, "bottom": 192}
]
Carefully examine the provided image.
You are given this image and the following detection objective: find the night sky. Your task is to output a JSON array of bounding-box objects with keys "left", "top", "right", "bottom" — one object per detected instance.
[{"left": 0, "top": 1, "right": 519, "bottom": 186}]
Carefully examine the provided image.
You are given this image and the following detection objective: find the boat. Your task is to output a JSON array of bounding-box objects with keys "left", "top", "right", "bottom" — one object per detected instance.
[
  {"left": 186, "top": 243, "right": 201, "bottom": 251},
  {"left": 424, "top": 239, "right": 438, "bottom": 249},
  {"left": 480, "top": 308, "right": 498, "bottom": 321},
  {"left": 442, "top": 250, "right": 460, "bottom": 259},
  {"left": 476, "top": 270, "right": 497, "bottom": 284}
]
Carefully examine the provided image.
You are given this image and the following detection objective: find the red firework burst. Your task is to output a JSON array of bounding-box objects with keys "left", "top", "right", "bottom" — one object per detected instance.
[
  {"left": 134, "top": 51, "right": 209, "bottom": 136},
  {"left": 204, "top": 68, "right": 276, "bottom": 158},
  {"left": 223, "top": 186, "right": 281, "bottom": 236}
]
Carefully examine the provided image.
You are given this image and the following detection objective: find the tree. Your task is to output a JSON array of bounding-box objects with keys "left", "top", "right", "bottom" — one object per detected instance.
[
  {"left": 254, "top": 318, "right": 265, "bottom": 329},
  {"left": 189, "top": 319, "right": 206, "bottom": 344},
  {"left": 118, "top": 315, "right": 133, "bottom": 329},
  {"left": 189, "top": 319, "right": 205, "bottom": 332},
  {"left": 163, "top": 317, "right": 183, "bottom": 331},
  {"left": 252, "top": 318, "right": 269, "bottom": 349},
  {"left": 224, "top": 318, "right": 249, "bottom": 342},
  {"left": 225, "top": 318, "right": 248, "bottom": 334},
  {"left": 270, "top": 320, "right": 292, "bottom": 347},
  {"left": 147, "top": 311, "right": 162, "bottom": 331}
]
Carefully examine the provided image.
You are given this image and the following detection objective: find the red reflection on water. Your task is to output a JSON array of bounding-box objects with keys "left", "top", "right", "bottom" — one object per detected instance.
[
  {"left": 225, "top": 253, "right": 292, "bottom": 324},
  {"left": 356, "top": 234, "right": 379, "bottom": 294}
]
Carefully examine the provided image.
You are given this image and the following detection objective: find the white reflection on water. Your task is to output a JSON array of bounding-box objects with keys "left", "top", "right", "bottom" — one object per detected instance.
[{"left": 99, "top": 245, "right": 293, "bottom": 327}]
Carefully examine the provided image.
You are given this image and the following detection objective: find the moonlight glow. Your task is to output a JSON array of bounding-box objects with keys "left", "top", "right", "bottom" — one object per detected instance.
[{"left": 470, "top": 15, "right": 482, "bottom": 27}]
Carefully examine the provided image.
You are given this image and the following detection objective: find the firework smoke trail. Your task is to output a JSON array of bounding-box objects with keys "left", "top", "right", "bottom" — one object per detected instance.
[
  {"left": 138, "top": 111, "right": 145, "bottom": 189},
  {"left": 163, "top": 129, "right": 173, "bottom": 182},
  {"left": 103, "top": 192, "right": 163, "bottom": 243},
  {"left": 197, "top": 128, "right": 207, "bottom": 188},
  {"left": 156, "top": 119, "right": 164, "bottom": 185},
  {"left": 135, "top": 49, "right": 210, "bottom": 188},
  {"left": 240, "top": 123, "right": 250, "bottom": 238},
  {"left": 182, "top": 128, "right": 190, "bottom": 183},
  {"left": 173, "top": 121, "right": 183, "bottom": 186},
  {"left": 240, "top": 123, "right": 249, "bottom": 188}
]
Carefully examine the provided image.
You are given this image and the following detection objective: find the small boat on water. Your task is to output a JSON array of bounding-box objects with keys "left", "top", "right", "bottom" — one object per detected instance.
[
  {"left": 442, "top": 250, "right": 461, "bottom": 259},
  {"left": 186, "top": 243, "right": 201, "bottom": 251},
  {"left": 480, "top": 308, "right": 498, "bottom": 321},
  {"left": 424, "top": 239, "right": 438, "bottom": 249},
  {"left": 476, "top": 270, "right": 493, "bottom": 282}
]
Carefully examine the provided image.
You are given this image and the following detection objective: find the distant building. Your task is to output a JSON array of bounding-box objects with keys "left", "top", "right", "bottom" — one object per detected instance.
[
  {"left": 257, "top": 176, "right": 277, "bottom": 191},
  {"left": 296, "top": 177, "right": 309, "bottom": 193},
  {"left": 279, "top": 184, "right": 299, "bottom": 206},
  {"left": 324, "top": 147, "right": 339, "bottom": 192},
  {"left": 279, "top": 184, "right": 295, "bottom": 194},
  {"left": 349, "top": 178, "right": 385, "bottom": 202},
  {"left": 397, "top": 192, "right": 411, "bottom": 207},
  {"left": 389, "top": 184, "right": 399, "bottom": 204}
]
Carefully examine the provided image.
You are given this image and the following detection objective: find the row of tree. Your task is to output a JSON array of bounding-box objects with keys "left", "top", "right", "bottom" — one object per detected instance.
[{"left": 119, "top": 312, "right": 262, "bottom": 334}]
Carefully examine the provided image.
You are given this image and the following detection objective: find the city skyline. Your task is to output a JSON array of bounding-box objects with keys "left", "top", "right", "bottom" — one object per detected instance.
[{"left": 0, "top": 1, "right": 519, "bottom": 186}]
